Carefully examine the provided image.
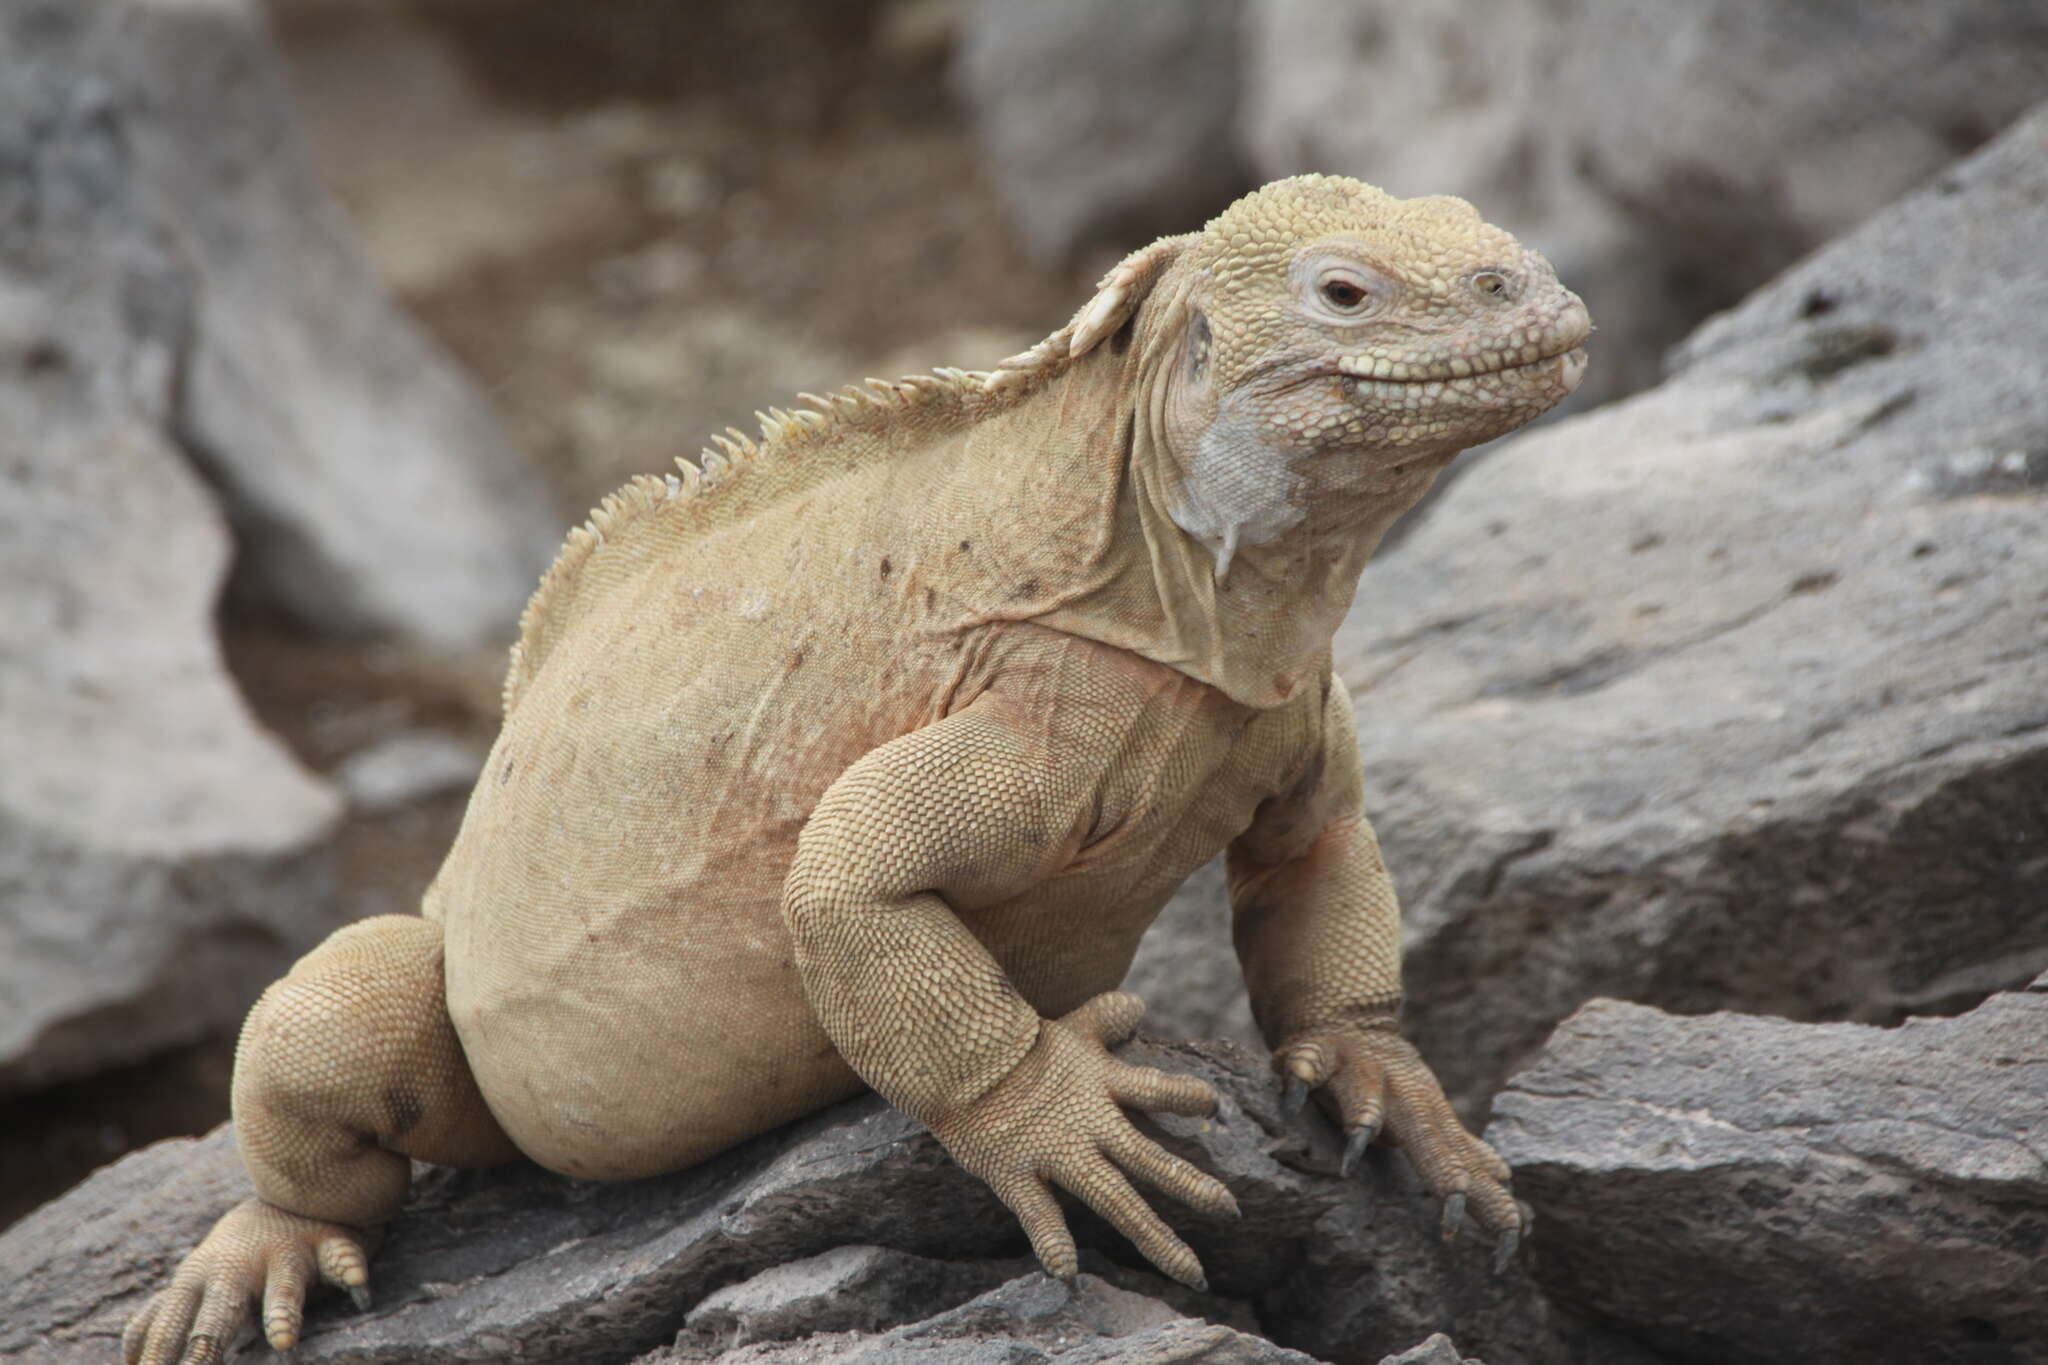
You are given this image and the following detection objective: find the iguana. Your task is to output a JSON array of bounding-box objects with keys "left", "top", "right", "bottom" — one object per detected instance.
[{"left": 124, "top": 175, "right": 1590, "bottom": 1364}]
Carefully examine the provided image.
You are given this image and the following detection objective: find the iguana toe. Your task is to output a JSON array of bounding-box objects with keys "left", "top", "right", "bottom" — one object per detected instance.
[
  {"left": 1277, "top": 1025, "right": 1523, "bottom": 1263},
  {"left": 124, "top": 1198, "right": 373, "bottom": 1363},
  {"left": 932, "top": 991, "right": 1233, "bottom": 1292},
  {"left": 1490, "top": 1223, "right": 1522, "bottom": 1275}
]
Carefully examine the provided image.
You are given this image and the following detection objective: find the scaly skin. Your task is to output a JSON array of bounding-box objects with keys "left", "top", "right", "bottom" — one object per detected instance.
[{"left": 126, "top": 176, "right": 1589, "bottom": 1362}]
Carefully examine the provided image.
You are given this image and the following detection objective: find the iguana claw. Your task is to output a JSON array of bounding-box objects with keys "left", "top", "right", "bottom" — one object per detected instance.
[
  {"left": 1339, "top": 1121, "right": 1378, "bottom": 1177},
  {"left": 930, "top": 993, "right": 1235, "bottom": 1293},
  {"left": 1440, "top": 1192, "right": 1467, "bottom": 1242},
  {"left": 349, "top": 1283, "right": 373, "bottom": 1313},
  {"left": 1280, "top": 1075, "right": 1309, "bottom": 1118},
  {"left": 1490, "top": 1225, "right": 1521, "bottom": 1275}
]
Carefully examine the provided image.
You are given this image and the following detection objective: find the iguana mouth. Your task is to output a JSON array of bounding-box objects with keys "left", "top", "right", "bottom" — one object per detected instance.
[
  {"left": 1335, "top": 302, "right": 1594, "bottom": 384},
  {"left": 1335, "top": 339, "right": 1587, "bottom": 384}
]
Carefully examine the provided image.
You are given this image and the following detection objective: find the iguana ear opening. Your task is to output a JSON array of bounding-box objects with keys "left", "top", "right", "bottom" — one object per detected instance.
[{"left": 985, "top": 234, "right": 1195, "bottom": 396}]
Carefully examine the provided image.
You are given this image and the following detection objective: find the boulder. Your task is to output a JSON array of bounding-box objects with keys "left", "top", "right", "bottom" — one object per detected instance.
[
  {"left": 0, "top": 1041, "right": 1651, "bottom": 1365},
  {"left": 1122, "top": 103, "right": 2048, "bottom": 1120},
  {"left": 1240, "top": 0, "right": 2048, "bottom": 403},
  {"left": 954, "top": 0, "right": 1252, "bottom": 266},
  {"left": 1349, "top": 101, "right": 2048, "bottom": 1114},
  {"left": 1488, "top": 977, "right": 2048, "bottom": 1364},
  {"left": 0, "top": 0, "right": 343, "bottom": 1093},
  {"left": 12, "top": 0, "right": 559, "bottom": 649}
]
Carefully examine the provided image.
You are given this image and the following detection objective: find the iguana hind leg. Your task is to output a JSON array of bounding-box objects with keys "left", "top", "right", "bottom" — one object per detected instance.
[{"left": 124, "top": 915, "right": 519, "bottom": 1364}]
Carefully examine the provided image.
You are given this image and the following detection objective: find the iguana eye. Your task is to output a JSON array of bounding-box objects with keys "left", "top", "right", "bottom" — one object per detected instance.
[
  {"left": 1322, "top": 279, "right": 1368, "bottom": 309},
  {"left": 1295, "top": 254, "right": 1389, "bottom": 323},
  {"left": 1310, "top": 263, "right": 1376, "bottom": 317}
]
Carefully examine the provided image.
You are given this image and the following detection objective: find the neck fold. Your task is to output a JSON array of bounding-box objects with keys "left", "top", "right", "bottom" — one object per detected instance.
[{"left": 942, "top": 343, "right": 1446, "bottom": 709}]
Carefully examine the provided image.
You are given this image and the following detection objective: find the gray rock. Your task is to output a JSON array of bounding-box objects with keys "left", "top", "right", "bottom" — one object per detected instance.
[
  {"left": 1377, "top": 1336, "right": 1481, "bottom": 1365},
  {"left": 1488, "top": 979, "right": 2048, "bottom": 1364},
  {"left": 955, "top": 0, "right": 1251, "bottom": 266},
  {"left": 333, "top": 730, "right": 485, "bottom": 814},
  {"left": 657, "top": 1272, "right": 1310, "bottom": 1365},
  {"left": 0, "top": 1041, "right": 1647, "bottom": 1365},
  {"left": 1121, "top": 859, "right": 1260, "bottom": 1053},
  {"left": 682, "top": 1245, "right": 1026, "bottom": 1349},
  {"left": 1328, "top": 102, "right": 2048, "bottom": 1116},
  {"left": 0, "top": 0, "right": 343, "bottom": 1093},
  {"left": 1240, "top": 0, "right": 2048, "bottom": 404},
  {"left": 18, "top": 0, "right": 559, "bottom": 649}
]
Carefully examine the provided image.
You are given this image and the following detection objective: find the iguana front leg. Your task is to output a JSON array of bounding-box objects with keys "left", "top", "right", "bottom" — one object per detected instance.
[
  {"left": 1230, "top": 677, "right": 1522, "bottom": 1267},
  {"left": 783, "top": 694, "right": 1238, "bottom": 1288}
]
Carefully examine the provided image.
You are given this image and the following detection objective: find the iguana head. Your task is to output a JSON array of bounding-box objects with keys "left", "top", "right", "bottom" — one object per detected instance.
[
  {"left": 1187, "top": 175, "right": 1588, "bottom": 453},
  {"left": 1049, "top": 175, "right": 1590, "bottom": 577}
]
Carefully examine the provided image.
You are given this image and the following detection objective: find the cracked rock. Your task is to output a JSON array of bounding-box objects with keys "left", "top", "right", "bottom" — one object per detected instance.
[
  {"left": 652, "top": 1272, "right": 1314, "bottom": 1365},
  {"left": 1377, "top": 1337, "right": 1483, "bottom": 1365},
  {"left": 680, "top": 1246, "right": 1027, "bottom": 1350},
  {"left": 1488, "top": 977, "right": 2048, "bottom": 1364},
  {"left": 0, "top": 1041, "right": 1648, "bottom": 1365}
]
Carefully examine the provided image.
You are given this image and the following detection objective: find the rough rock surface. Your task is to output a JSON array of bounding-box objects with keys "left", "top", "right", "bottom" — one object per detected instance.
[
  {"left": 1240, "top": 0, "right": 2048, "bottom": 402},
  {"left": 0, "top": 1041, "right": 1648, "bottom": 1365},
  {"left": 1120, "top": 860, "right": 1261, "bottom": 1052},
  {"left": 0, "top": 0, "right": 344, "bottom": 1093},
  {"left": 954, "top": 0, "right": 1251, "bottom": 266},
  {"left": 1378, "top": 1338, "right": 1482, "bottom": 1365},
  {"left": 1490, "top": 977, "right": 2048, "bottom": 1364},
  {"left": 680, "top": 1245, "right": 1030, "bottom": 1350},
  {"left": 12, "top": 0, "right": 558, "bottom": 648},
  {"left": 1148, "top": 103, "right": 2048, "bottom": 1119},
  {"left": 658, "top": 1270, "right": 1299, "bottom": 1365}
]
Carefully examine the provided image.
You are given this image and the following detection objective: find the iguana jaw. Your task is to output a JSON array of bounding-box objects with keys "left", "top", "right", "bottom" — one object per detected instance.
[
  {"left": 1329, "top": 338, "right": 1590, "bottom": 419},
  {"left": 1334, "top": 335, "right": 1591, "bottom": 386}
]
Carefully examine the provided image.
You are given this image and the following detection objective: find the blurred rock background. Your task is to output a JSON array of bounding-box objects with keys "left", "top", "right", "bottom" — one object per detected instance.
[{"left": 2, "top": 1, "right": 2045, "bottom": 1359}]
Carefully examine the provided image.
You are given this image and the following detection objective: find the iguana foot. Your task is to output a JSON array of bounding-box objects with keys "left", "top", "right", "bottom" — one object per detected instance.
[
  {"left": 1276, "top": 1028, "right": 1523, "bottom": 1272},
  {"left": 930, "top": 991, "right": 1240, "bottom": 1290},
  {"left": 122, "top": 1198, "right": 374, "bottom": 1364}
]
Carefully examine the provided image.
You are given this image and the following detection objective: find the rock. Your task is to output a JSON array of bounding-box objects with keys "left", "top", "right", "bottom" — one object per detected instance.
[
  {"left": 1240, "top": 0, "right": 2048, "bottom": 404},
  {"left": 1488, "top": 978, "right": 2048, "bottom": 1364},
  {"left": 954, "top": 0, "right": 1252, "bottom": 266},
  {"left": 1120, "top": 859, "right": 1260, "bottom": 1053},
  {"left": 1313, "top": 101, "right": 2048, "bottom": 1116},
  {"left": 0, "top": 0, "right": 343, "bottom": 1093},
  {"left": 681, "top": 1245, "right": 1026, "bottom": 1349},
  {"left": 0, "top": 1041, "right": 1651, "bottom": 1365},
  {"left": 18, "top": 0, "right": 559, "bottom": 649},
  {"left": 333, "top": 730, "right": 485, "bottom": 814},
  {"left": 1378, "top": 1337, "right": 1482, "bottom": 1365},
  {"left": 1124, "top": 104, "right": 2048, "bottom": 1123},
  {"left": 656, "top": 1271, "right": 1316, "bottom": 1365}
]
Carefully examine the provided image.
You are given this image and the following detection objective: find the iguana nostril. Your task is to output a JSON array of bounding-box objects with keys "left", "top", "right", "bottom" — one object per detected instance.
[{"left": 1471, "top": 270, "right": 1513, "bottom": 300}]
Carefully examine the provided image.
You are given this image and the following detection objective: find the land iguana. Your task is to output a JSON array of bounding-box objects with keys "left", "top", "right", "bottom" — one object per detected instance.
[{"left": 124, "top": 175, "right": 1590, "bottom": 1364}]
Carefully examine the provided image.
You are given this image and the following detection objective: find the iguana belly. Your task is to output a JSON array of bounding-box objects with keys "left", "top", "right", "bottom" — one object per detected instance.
[{"left": 431, "top": 546, "right": 1302, "bottom": 1179}]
